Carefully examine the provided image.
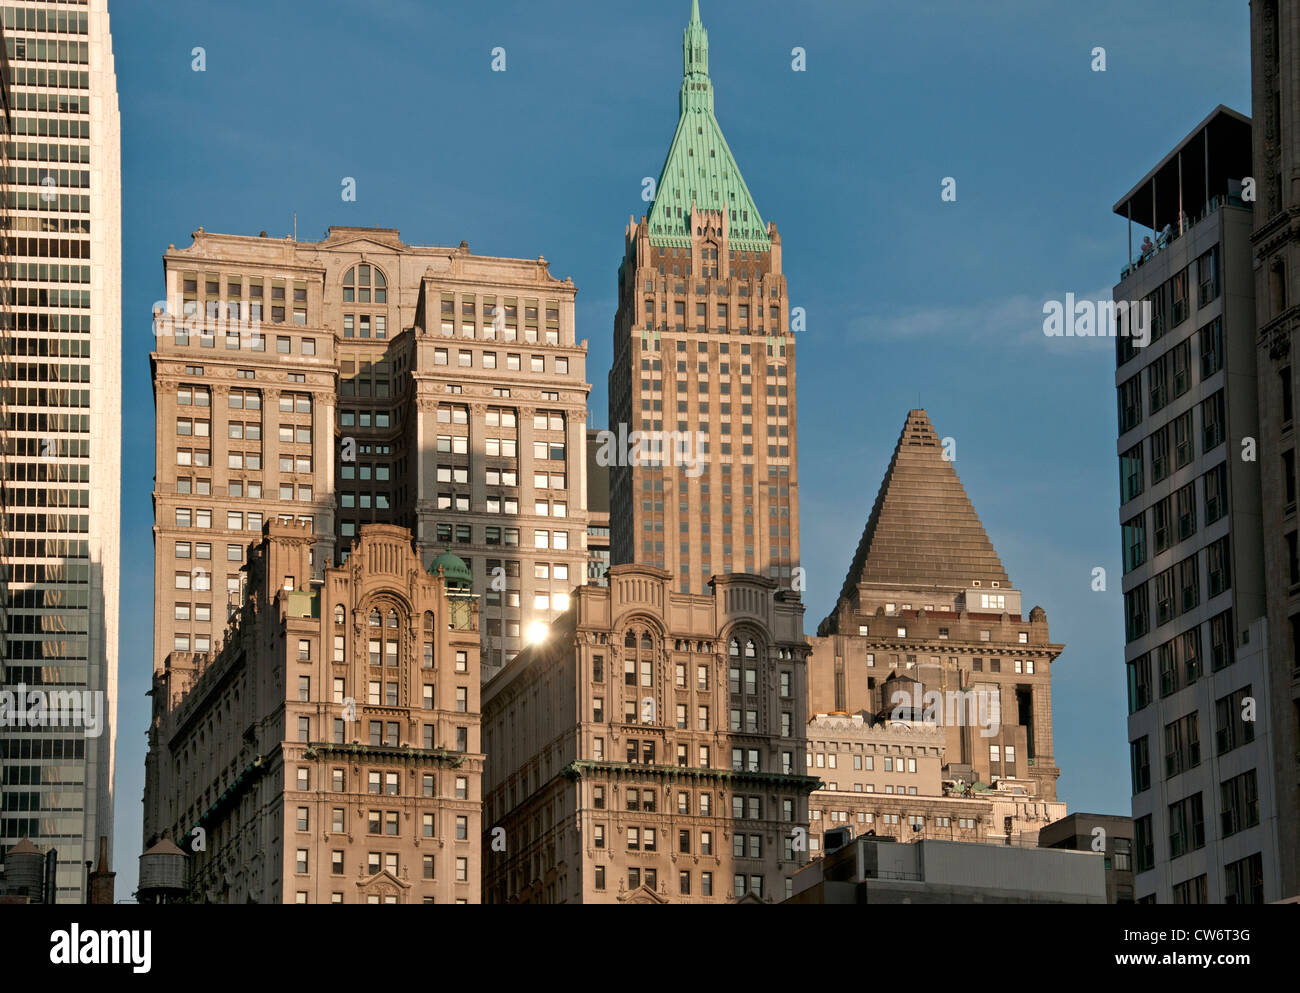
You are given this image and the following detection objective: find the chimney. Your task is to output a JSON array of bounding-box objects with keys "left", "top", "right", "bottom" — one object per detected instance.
[{"left": 87, "top": 835, "right": 115, "bottom": 905}]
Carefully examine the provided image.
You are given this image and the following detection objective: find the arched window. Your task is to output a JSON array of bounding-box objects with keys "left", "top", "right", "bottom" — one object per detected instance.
[
  {"left": 386, "top": 610, "right": 399, "bottom": 629},
  {"left": 342, "top": 263, "right": 387, "bottom": 304},
  {"left": 621, "top": 627, "right": 657, "bottom": 702},
  {"left": 422, "top": 612, "right": 435, "bottom": 669},
  {"left": 745, "top": 639, "right": 756, "bottom": 659},
  {"left": 334, "top": 605, "right": 344, "bottom": 625},
  {"left": 729, "top": 639, "right": 740, "bottom": 657},
  {"left": 368, "top": 609, "right": 381, "bottom": 627},
  {"left": 341, "top": 263, "right": 388, "bottom": 339}
]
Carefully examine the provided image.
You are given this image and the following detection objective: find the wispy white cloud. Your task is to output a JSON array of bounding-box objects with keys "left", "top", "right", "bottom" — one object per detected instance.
[{"left": 845, "top": 287, "right": 1117, "bottom": 351}]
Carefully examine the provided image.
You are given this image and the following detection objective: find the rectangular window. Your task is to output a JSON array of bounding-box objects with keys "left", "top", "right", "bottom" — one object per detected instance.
[
  {"left": 1118, "top": 375, "right": 1142, "bottom": 433},
  {"left": 1120, "top": 444, "right": 1144, "bottom": 503},
  {"left": 1220, "top": 770, "right": 1259, "bottom": 837},
  {"left": 1199, "top": 317, "right": 1223, "bottom": 379}
]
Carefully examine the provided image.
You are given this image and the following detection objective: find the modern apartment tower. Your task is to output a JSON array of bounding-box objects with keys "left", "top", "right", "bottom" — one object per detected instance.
[
  {"left": 1249, "top": 0, "right": 1300, "bottom": 902},
  {"left": 1113, "top": 107, "right": 1277, "bottom": 902},
  {"left": 0, "top": 0, "right": 120, "bottom": 903},
  {"left": 609, "top": 1, "right": 798, "bottom": 593},
  {"left": 150, "top": 226, "right": 589, "bottom": 690}
]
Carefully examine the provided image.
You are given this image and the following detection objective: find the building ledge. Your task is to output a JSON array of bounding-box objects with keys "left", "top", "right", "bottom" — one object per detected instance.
[
  {"left": 561, "top": 760, "right": 820, "bottom": 794},
  {"left": 303, "top": 742, "right": 468, "bottom": 767}
]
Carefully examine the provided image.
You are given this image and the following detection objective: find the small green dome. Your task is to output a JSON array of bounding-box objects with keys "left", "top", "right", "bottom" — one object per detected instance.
[{"left": 430, "top": 548, "right": 472, "bottom": 592}]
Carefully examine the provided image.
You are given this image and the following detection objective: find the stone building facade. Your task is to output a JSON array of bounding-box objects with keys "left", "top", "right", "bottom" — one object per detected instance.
[
  {"left": 811, "top": 410, "right": 1065, "bottom": 808},
  {"left": 481, "top": 564, "right": 817, "bottom": 903},
  {"left": 803, "top": 711, "right": 1065, "bottom": 854},
  {"left": 150, "top": 226, "right": 589, "bottom": 686},
  {"left": 609, "top": 2, "right": 799, "bottom": 592},
  {"left": 143, "top": 523, "right": 482, "bottom": 904},
  {"left": 1250, "top": 0, "right": 1300, "bottom": 902}
]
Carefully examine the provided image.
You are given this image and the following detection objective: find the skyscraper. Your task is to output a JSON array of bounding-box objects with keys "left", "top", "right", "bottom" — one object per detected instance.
[
  {"left": 609, "top": 1, "right": 797, "bottom": 593},
  {"left": 0, "top": 0, "right": 120, "bottom": 903},
  {"left": 809, "top": 410, "right": 1066, "bottom": 849},
  {"left": 149, "top": 226, "right": 589, "bottom": 705},
  {"left": 1112, "top": 108, "right": 1275, "bottom": 903},
  {"left": 1249, "top": 0, "right": 1300, "bottom": 902}
]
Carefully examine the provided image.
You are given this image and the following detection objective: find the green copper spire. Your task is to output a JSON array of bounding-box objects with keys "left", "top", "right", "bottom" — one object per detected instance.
[
  {"left": 684, "top": 0, "right": 709, "bottom": 93},
  {"left": 646, "top": 2, "right": 770, "bottom": 253}
]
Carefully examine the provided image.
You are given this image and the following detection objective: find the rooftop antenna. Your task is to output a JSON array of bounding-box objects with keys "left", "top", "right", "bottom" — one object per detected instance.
[{"left": 293, "top": 212, "right": 297, "bottom": 242}]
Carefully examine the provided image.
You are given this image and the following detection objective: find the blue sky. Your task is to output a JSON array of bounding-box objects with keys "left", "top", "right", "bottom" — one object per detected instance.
[{"left": 108, "top": 0, "right": 1251, "bottom": 897}]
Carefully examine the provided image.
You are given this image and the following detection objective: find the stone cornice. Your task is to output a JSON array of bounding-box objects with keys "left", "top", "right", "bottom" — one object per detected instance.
[
  {"left": 1249, "top": 205, "right": 1299, "bottom": 250},
  {"left": 561, "top": 760, "right": 820, "bottom": 794},
  {"left": 303, "top": 742, "right": 468, "bottom": 767},
  {"left": 1258, "top": 303, "right": 1300, "bottom": 360}
]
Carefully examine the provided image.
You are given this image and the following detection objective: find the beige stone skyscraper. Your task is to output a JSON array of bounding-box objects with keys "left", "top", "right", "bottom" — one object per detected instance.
[
  {"left": 150, "top": 226, "right": 589, "bottom": 689},
  {"left": 809, "top": 410, "right": 1066, "bottom": 846},
  {"left": 0, "top": 0, "right": 120, "bottom": 903},
  {"left": 609, "top": 1, "right": 798, "bottom": 594}
]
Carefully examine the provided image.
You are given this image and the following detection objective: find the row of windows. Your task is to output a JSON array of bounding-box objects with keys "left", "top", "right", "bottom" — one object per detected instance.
[
  {"left": 637, "top": 374, "right": 791, "bottom": 397},
  {"left": 591, "top": 866, "right": 773, "bottom": 899},
  {"left": 809, "top": 753, "right": 921, "bottom": 772},
  {"left": 432, "top": 348, "right": 570, "bottom": 375},
  {"left": 1122, "top": 538, "right": 1232, "bottom": 643},
  {"left": 175, "top": 418, "right": 313, "bottom": 445},
  {"left": 1125, "top": 610, "right": 1235, "bottom": 711},
  {"left": 2, "top": 7, "right": 89, "bottom": 35},
  {"left": 432, "top": 436, "right": 567, "bottom": 463},
  {"left": 170, "top": 293, "right": 313, "bottom": 333},
  {"left": 1118, "top": 389, "right": 1225, "bottom": 482},
  {"left": 1130, "top": 689, "right": 1255, "bottom": 799},
  {"left": 1132, "top": 772, "right": 1258, "bottom": 875},
  {"left": 292, "top": 850, "right": 470, "bottom": 888},
  {"left": 442, "top": 296, "right": 556, "bottom": 319},
  {"left": 813, "top": 810, "right": 975, "bottom": 832},
  {"left": 1120, "top": 397, "right": 1227, "bottom": 514},
  {"left": 172, "top": 508, "right": 311, "bottom": 533},
  {"left": 1117, "top": 247, "right": 1220, "bottom": 369},
  {"left": 432, "top": 466, "right": 565, "bottom": 491},
  {"left": 1121, "top": 464, "right": 1229, "bottom": 573}
]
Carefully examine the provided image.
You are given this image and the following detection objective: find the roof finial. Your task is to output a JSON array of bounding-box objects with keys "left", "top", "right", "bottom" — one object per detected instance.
[{"left": 683, "top": 0, "right": 709, "bottom": 82}]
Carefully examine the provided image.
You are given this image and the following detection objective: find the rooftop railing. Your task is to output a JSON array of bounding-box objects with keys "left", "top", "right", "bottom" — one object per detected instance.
[{"left": 1119, "top": 191, "right": 1247, "bottom": 281}]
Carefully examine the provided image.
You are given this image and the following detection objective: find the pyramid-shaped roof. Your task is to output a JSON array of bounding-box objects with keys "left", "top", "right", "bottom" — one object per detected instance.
[
  {"left": 828, "top": 411, "right": 1010, "bottom": 623},
  {"left": 645, "top": 2, "right": 770, "bottom": 253}
]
